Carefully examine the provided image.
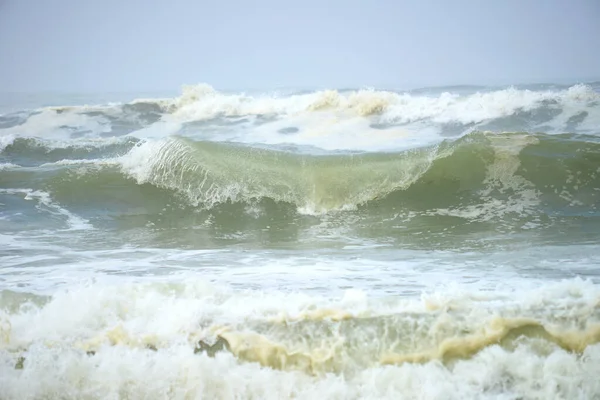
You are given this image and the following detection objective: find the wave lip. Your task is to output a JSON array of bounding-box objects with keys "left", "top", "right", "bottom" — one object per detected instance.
[
  {"left": 0, "top": 134, "right": 16, "bottom": 152},
  {"left": 120, "top": 136, "right": 441, "bottom": 214}
]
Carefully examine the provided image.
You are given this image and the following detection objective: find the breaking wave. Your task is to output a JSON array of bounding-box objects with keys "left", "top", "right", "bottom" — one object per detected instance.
[
  {"left": 2, "top": 83, "right": 600, "bottom": 399},
  {"left": 3, "top": 131, "right": 597, "bottom": 215},
  {"left": 1, "top": 83, "right": 599, "bottom": 148},
  {"left": 1, "top": 278, "right": 600, "bottom": 398}
]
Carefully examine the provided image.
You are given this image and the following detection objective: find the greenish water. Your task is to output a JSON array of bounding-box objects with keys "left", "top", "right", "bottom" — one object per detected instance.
[{"left": 1, "top": 84, "right": 600, "bottom": 399}]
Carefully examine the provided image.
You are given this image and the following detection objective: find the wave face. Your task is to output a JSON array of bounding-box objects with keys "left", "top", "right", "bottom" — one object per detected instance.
[
  {"left": 1, "top": 83, "right": 600, "bottom": 399},
  {"left": 1, "top": 82, "right": 599, "bottom": 247},
  {"left": 1, "top": 130, "right": 599, "bottom": 249}
]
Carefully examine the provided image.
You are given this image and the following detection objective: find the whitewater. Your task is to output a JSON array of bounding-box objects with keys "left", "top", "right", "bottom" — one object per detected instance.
[{"left": 1, "top": 82, "right": 600, "bottom": 399}]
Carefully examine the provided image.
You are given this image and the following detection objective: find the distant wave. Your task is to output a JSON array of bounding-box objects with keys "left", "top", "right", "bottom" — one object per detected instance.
[
  {"left": 1, "top": 83, "right": 598, "bottom": 150},
  {"left": 112, "top": 83, "right": 600, "bottom": 127}
]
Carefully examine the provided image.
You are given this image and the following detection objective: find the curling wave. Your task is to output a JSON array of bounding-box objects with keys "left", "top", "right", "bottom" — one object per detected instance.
[{"left": 2, "top": 131, "right": 599, "bottom": 218}]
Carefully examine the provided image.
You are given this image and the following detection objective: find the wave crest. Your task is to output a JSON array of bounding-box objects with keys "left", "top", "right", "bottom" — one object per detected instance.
[{"left": 121, "top": 136, "right": 436, "bottom": 213}]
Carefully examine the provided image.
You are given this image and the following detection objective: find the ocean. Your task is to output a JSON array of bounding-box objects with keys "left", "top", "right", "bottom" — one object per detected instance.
[{"left": 1, "top": 82, "right": 599, "bottom": 399}]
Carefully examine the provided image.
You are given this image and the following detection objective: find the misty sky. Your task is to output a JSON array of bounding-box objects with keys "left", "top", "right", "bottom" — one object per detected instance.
[{"left": 0, "top": 0, "right": 598, "bottom": 92}]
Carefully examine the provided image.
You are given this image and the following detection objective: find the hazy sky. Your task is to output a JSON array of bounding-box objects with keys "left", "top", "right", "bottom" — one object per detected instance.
[{"left": 0, "top": 0, "right": 598, "bottom": 92}]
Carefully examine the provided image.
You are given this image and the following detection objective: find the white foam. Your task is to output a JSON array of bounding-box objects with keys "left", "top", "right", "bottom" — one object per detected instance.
[
  {"left": 1, "top": 108, "right": 112, "bottom": 140},
  {"left": 160, "top": 83, "right": 599, "bottom": 126},
  {"left": 0, "top": 277, "right": 599, "bottom": 399},
  {"left": 384, "top": 85, "right": 594, "bottom": 125},
  {"left": 221, "top": 113, "right": 441, "bottom": 152},
  {"left": 1, "top": 343, "right": 598, "bottom": 399},
  {"left": 0, "top": 134, "right": 16, "bottom": 152},
  {"left": 143, "top": 83, "right": 599, "bottom": 151},
  {"left": 1, "top": 276, "right": 598, "bottom": 348},
  {"left": 159, "top": 84, "right": 598, "bottom": 125},
  {"left": 0, "top": 162, "right": 20, "bottom": 170},
  {"left": 39, "top": 158, "right": 121, "bottom": 167},
  {"left": 2, "top": 83, "right": 598, "bottom": 153}
]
